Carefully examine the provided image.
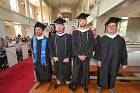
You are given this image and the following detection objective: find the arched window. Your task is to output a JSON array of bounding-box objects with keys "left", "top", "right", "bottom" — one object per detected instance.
[
  {"left": 119, "top": 19, "right": 128, "bottom": 36},
  {"left": 29, "top": 6, "right": 33, "bottom": 19},
  {"left": 15, "top": 25, "right": 22, "bottom": 36},
  {"left": 9, "top": 0, "right": 19, "bottom": 12}
]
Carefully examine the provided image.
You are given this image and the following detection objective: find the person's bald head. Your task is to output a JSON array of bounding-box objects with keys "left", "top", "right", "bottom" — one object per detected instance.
[
  {"left": 70, "top": 26, "right": 76, "bottom": 33},
  {"left": 90, "top": 27, "right": 97, "bottom": 36}
]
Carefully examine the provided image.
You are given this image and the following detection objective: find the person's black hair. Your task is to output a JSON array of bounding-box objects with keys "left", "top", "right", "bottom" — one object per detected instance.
[{"left": 50, "top": 24, "right": 56, "bottom": 30}]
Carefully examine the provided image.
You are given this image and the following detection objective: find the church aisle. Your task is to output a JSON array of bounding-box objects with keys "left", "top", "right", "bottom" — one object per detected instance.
[
  {"left": 30, "top": 79, "right": 140, "bottom": 93},
  {"left": 0, "top": 56, "right": 35, "bottom": 93}
]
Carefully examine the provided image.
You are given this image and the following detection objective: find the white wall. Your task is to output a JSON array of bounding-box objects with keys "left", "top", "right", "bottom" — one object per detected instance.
[
  {"left": 88, "top": 0, "right": 124, "bottom": 25},
  {"left": 42, "top": 5, "right": 49, "bottom": 23},
  {"left": 128, "top": 51, "right": 140, "bottom": 66},
  {"left": 0, "top": 7, "right": 30, "bottom": 25},
  {"left": 35, "top": 6, "right": 42, "bottom": 22},
  {"left": 5, "top": 25, "right": 16, "bottom": 38},
  {"left": 96, "top": 18, "right": 105, "bottom": 36},
  {"left": 87, "top": 1, "right": 99, "bottom": 24},
  {"left": 0, "top": 19, "right": 7, "bottom": 39},
  {"left": 98, "top": 0, "right": 124, "bottom": 16},
  {"left": 0, "top": 6, "right": 36, "bottom": 38},
  {"left": 126, "top": 17, "right": 140, "bottom": 42},
  {"left": 26, "top": 26, "right": 34, "bottom": 38},
  {"left": 35, "top": 2, "right": 53, "bottom": 24}
]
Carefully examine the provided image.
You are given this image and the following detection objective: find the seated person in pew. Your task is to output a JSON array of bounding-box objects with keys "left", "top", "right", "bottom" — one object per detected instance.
[
  {"left": 2, "top": 40, "right": 9, "bottom": 66},
  {"left": 8, "top": 38, "right": 15, "bottom": 47},
  {"left": 0, "top": 37, "right": 6, "bottom": 68},
  {"left": 3, "top": 40, "right": 9, "bottom": 48},
  {"left": 14, "top": 37, "right": 23, "bottom": 60}
]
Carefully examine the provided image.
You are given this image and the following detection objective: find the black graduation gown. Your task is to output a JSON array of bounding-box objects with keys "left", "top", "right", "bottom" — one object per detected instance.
[
  {"left": 49, "top": 33, "right": 72, "bottom": 82},
  {"left": 48, "top": 31, "right": 57, "bottom": 39},
  {"left": 72, "top": 30, "right": 94, "bottom": 85},
  {"left": 94, "top": 35, "right": 127, "bottom": 88},
  {"left": 31, "top": 38, "right": 52, "bottom": 83},
  {"left": 93, "top": 35, "right": 100, "bottom": 50},
  {"left": 93, "top": 35, "right": 100, "bottom": 59}
]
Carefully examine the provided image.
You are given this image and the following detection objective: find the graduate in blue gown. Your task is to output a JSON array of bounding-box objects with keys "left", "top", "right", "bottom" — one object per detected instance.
[{"left": 31, "top": 22, "right": 52, "bottom": 90}]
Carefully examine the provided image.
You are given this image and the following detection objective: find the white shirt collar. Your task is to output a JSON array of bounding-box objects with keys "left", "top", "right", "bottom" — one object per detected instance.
[
  {"left": 56, "top": 32, "right": 66, "bottom": 36},
  {"left": 77, "top": 28, "right": 89, "bottom": 32},
  {"left": 36, "top": 36, "right": 43, "bottom": 40},
  {"left": 106, "top": 33, "right": 118, "bottom": 39}
]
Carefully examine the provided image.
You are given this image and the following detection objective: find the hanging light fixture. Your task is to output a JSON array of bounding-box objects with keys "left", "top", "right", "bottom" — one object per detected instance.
[{"left": 57, "top": 0, "right": 62, "bottom": 18}]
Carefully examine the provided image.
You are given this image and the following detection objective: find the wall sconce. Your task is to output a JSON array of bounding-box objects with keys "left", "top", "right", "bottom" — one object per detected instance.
[
  {"left": 57, "top": 13, "right": 62, "bottom": 18},
  {"left": 36, "top": 12, "right": 38, "bottom": 15},
  {"left": 21, "top": 2, "right": 25, "bottom": 7}
]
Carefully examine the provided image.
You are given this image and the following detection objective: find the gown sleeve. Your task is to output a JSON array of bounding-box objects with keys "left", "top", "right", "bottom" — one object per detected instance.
[
  {"left": 121, "top": 38, "right": 128, "bottom": 65},
  {"left": 84, "top": 31, "right": 95, "bottom": 58},
  {"left": 72, "top": 31, "right": 79, "bottom": 56},
  {"left": 48, "top": 35, "right": 55, "bottom": 57},
  {"left": 66, "top": 34, "right": 72, "bottom": 58}
]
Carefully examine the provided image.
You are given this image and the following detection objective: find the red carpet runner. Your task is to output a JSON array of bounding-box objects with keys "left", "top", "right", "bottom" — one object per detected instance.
[{"left": 0, "top": 56, "right": 35, "bottom": 93}]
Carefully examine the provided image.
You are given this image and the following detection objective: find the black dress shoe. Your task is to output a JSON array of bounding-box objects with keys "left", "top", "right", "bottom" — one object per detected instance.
[
  {"left": 83, "top": 85, "right": 88, "bottom": 92},
  {"left": 54, "top": 83, "right": 60, "bottom": 89},
  {"left": 67, "top": 83, "right": 72, "bottom": 89},
  {"left": 71, "top": 84, "right": 76, "bottom": 92}
]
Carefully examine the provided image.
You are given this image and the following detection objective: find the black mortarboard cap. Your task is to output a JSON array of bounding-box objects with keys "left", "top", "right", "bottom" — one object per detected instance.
[
  {"left": 105, "top": 17, "right": 121, "bottom": 25},
  {"left": 104, "top": 17, "right": 121, "bottom": 33},
  {"left": 76, "top": 13, "right": 90, "bottom": 19},
  {"left": 34, "top": 22, "right": 47, "bottom": 31},
  {"left": 54, "top": 18, "right": 66, "bottom": 24}
]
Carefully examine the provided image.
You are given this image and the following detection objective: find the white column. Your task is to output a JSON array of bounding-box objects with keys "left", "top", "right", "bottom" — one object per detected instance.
[
  {"left": 26, "top": 26, "right": 34, "bottom": 38},
  {"left": 80, "top": 0, "right": 89, "bottom": 13},
  {"left": 93, "top": 19, "right": 97, "bottom": 27},
  {"left": 81, "top": 0, "right": 85, "bottom": 12},
  {"left": 48, "top": 5, "right": 51, "bottom": 24},
  {"left": 39, "top": 0, "right": 43, "bottom": 22},
  {"left": 86, "top": 0, "right": 89, "bottom": 13},
  {"left": 0, "top": 19, "right": 7, "bottom": 39},
  {"left": 96, "top": 18, "right": 105, "bottom": 36},
  {"left": 24, "top": 0, "right": 30, "bottom": 18}
]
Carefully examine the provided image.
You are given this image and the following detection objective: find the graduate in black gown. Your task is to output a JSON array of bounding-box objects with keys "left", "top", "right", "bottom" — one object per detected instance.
[
  {"left": 94, "top": 17, "right": 128, "bottom": 93},
  {"left": 31, "top": 22, "right": 52, "bottom": 90},
  {"left": 48, "top": 18, "right": 72, "bottom": 89},
  {"left": 71, "top": 13, "right": 94, "bottom": 92}
]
